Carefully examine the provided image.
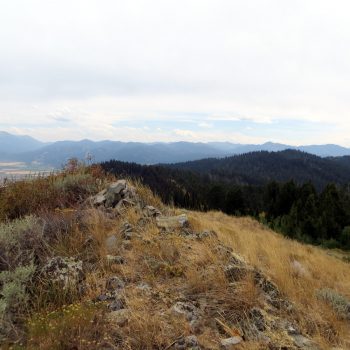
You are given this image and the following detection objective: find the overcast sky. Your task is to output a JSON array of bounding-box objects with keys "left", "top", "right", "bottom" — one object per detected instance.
[{"left": 1, "top": 0, "right": 350, "bottom": 145}]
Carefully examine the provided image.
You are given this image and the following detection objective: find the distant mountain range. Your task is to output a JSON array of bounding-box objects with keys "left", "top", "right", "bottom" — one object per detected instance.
[{"left": 1, "top": 131, "right": 350, "bottom": 167}]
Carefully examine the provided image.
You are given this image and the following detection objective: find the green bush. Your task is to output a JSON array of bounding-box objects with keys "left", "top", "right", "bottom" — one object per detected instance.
[
  {"left": 0, "top": 264, "right": 35, "bottom": 341},
  {"left": 0, "top": 216, "right": 46, "bottom": 271},
  {"left": 317, "top": 288, "right": 350, "bottom": 319}
]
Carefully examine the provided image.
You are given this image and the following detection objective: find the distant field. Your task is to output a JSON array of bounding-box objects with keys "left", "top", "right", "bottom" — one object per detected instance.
[{"left": 0, "top": 162, "right": 53, "bottom": 182}]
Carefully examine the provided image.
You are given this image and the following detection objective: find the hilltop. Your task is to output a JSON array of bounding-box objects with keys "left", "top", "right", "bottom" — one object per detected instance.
[{"left": 0, "top": 164, "right": 349, "bottom": 349}]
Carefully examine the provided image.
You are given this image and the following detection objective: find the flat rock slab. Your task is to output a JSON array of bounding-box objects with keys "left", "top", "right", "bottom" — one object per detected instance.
[{"left": 156, "top": 214, "right": 189, "bottom": 230}]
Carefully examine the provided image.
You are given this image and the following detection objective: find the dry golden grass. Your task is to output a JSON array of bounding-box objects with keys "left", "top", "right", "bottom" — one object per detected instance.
[{"left": 188, "top": 210, "right": 350, "bottom": 348}]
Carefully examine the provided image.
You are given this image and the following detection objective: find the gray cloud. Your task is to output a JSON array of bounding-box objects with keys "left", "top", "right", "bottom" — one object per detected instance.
[{"left": 0, "top": 0, "right": 350, "bottom": 144}]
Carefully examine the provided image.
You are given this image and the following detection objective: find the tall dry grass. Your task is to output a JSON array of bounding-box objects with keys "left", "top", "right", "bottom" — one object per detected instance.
[{"left": 189, "top": 210, "right": 350, "bottom": 347}]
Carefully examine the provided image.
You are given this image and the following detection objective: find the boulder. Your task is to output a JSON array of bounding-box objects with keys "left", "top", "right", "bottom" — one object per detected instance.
[
  {"left": 156, "top": 214, "right": 189, "bottom": 230},
  {"left": 90, "top": 180, "right": 138, "bottom": 209},
  {"left": 41, "top": 256, "right": 84, "bottom": 290}
]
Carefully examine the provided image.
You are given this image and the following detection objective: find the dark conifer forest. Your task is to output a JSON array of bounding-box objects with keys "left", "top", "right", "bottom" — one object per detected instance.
[{"left": 101, "top": 150, "right": 350, "bottom": 249}]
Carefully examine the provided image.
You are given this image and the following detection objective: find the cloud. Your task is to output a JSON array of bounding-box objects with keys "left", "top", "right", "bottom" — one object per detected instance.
[{"left": 0, "top": 0, "right": 350, "bottom": 145}]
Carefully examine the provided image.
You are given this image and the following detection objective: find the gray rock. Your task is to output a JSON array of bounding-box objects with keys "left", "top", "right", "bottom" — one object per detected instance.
[
  {"left": 90, "top": 180, "right": 138, "bottom": 209},
  {"left": 156, "top": 214, "right": 189, "bottom": 230},
  {"left": 92, "top": 189, "right": 107, "bottom": 205},
  {"left": 106, "top": 276, "right": 125, "bottom": 291},
  {"left": 120, "top": 222, "right": 134, "bottom": 240},
  {"left": 143, "top": 205, "right": 162, "bottom": 217},
  {"left": 220, "top": 336, "right": 243, "bottom": 348},
  {"left": 136, "top": 282, "right": 152, "bottom": 292},
  {"left": 41, "top": 256, "right": 84, "bottom": 290},
  {"left": 172, "top": 301, "right": 199, "bottom": 322}
]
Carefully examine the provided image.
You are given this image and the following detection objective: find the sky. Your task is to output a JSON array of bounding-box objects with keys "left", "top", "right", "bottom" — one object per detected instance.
[{"left": 1, "top": 0, "right": 350, "bottom": 145}]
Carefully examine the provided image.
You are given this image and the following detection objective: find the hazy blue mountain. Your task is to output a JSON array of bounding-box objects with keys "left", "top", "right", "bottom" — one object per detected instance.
[
  {"left": 1, "top": 131, "right": 350, "bottom": 167},
  {"left": 0, "top": 131, "right": 46, "bottom": 154},
  {"left": 299, "top": 144, "right": 350, "bottom": 157},
  {"left": 12, "top": 140, "right": 231, "bottom": 167}
]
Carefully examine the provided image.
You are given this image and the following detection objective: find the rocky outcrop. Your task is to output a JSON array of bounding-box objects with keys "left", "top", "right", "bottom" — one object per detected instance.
[{"left": 90, "top": 180, "right": 138, "bottom": 209}]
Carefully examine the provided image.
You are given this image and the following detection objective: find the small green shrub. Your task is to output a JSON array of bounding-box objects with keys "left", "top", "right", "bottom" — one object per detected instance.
[
  {"left": 0, "top": 216, "right": 46, "bottom": 271},
  {"left": 0, "top": 264, "right": 35, "bottom": 342},
  {"left": 317, "top": 288, "right": 350, "bottom": 319}
]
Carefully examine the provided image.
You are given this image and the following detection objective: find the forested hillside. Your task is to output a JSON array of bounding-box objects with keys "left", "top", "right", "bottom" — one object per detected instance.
[
  {"left": 165, "top": 150, "right": 350, "bottom": 190},
  {"left": 102, "top": 158, "right": 350, "bottom": 249}
]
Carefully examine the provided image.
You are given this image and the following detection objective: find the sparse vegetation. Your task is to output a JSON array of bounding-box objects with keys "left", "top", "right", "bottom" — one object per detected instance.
[{"left": 1, "top": 165, "right": 350, "bottom": 349}]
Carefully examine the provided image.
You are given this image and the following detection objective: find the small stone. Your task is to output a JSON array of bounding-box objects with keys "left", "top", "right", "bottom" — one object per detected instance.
[
  {"left": 106, "top": 255, "right": 125, "bottom": 264},
  {"left": 143, "top": 205, "right": 162, "bottom": 217},
  {"left": 106, "top": 276, "right": 125, "bottom": 291},
  {"left": 220, "top": 336, "right": 243, "bottom": 348},
  {"left": 172, "top": 301, "right": 199, "bottom": 322},
  {"left": 136, "top": 282, "right": 152, "bottom": 292}
]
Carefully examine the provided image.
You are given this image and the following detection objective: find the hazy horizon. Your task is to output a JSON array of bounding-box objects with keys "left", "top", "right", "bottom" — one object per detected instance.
[{"left": 1, "top": 1, "right": 350, "bottom": 146}]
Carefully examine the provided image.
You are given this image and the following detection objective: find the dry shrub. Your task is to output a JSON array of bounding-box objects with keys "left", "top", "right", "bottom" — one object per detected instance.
[{"left": 0, "top": 165, "right": 104, "bottom": 221}]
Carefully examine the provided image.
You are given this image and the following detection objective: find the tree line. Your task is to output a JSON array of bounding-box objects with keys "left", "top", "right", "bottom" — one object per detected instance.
[{"left": 101, "top": 160, "right": 350, "bottom": 249}]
